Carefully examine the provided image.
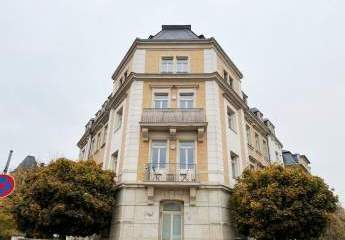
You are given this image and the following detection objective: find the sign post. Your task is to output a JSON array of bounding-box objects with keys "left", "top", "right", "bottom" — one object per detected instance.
[{"left": 0, "top": 174, "right": 15, "bottom": 199}]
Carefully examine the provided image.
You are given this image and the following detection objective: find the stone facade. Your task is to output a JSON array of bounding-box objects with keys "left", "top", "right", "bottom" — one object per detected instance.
[
  {"left": 76, "top": 25, "right": 297, "bottom": 240},
  {"left": 109, "top": 186, "right": 236, "bottom": 240}
]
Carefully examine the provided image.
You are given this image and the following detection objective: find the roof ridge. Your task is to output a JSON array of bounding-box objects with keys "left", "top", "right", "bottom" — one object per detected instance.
[{"left": 162, "top": 25, "right": 191, "bottom": 30}]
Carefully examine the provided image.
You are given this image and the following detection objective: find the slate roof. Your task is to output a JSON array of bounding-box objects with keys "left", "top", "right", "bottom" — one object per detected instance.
[
  {"left": 16, "top": 155, "right": 37, "bottom": 171},
  {"left": 149, "top": 25, "right": 205, "bottom": 40},
  {"left": 282, "top": 151, "right": 298, "bottom": 165}
]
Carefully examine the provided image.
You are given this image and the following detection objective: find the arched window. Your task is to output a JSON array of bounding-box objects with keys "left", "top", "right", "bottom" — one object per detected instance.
[{"left": 160, "top": 201, "right": 183, "bottom": 240}]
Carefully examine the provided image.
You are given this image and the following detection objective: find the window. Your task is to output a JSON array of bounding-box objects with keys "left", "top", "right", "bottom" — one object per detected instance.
[
  {"left": 255, "top": 133, "right": 260, "bottom": 151},
  {"left": 96, "top": 132, "right": 102, "bottom": 149},
  {"left": 227, "top": 107, "right": 236, "bottom": 132},
  {"left": 103, "top": 124, "right": 108, "bottom": 144},
  {"left": 161, "top": 202, "right": 183, "bottom": 240},
  {"left": 179, "top": 92, "right": 194, "bottom": 108},
  {"left": 179, "top": 141, "right": 194, "bottom": 170},
  {"left": 161, "top": 57, "right": 174, "bottom": 73},
  {"left": 91, "top": 137, "right": 96, "bottom": 154},
  {"left": 231, "top": 152, "right": 239, "bottom": 179},
  {"left": 115, "top": 108, "right": 123, "bottom": 130},
  {"left": 111, "top": 150, "right": 118, "bottom": 173},
  {"left": 263, "top": 140, "right": 269, "bottom": 159},
  {"left": 154, "top": 93, "right": 169, "bottom": 108},
  {"left": 176, "top": 57, "right": 188, "bottom": 73},
  {"left": 228, "top": 76, "right": 233, "bottom": 88},
  {"left": 223, "top": 70, "right": 228, "bottom": 82},
  {"left": 151, "top": 140, "right": 167, "bottom": 170},
  {"left": 275, "top": 151, "right": 279, "bottom": 161},
  {"left": 246, "top": 125, "right": 252, "bottom": 145}
]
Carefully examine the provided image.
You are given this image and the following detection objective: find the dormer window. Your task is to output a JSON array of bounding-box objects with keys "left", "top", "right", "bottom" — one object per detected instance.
[
  {"left": 176, "top": 57, "right": 188, "bottom": 73},
  {"left": 161, "top": 57, "right": 174, "bottom": 73}
]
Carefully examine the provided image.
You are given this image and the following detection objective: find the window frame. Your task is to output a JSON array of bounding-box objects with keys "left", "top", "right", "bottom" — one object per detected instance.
[
  {"left": 96, "top": 131, "right": 102, "bottom": 150},
  {"left": 176, "top": 56, "right": 189, "bottom": 73},
  {"left": 114, "top": 107, "right": 123, "bottom": 132},
  {"left": 152, "top": 89, "right": 170, "bottom": 108},
  {"left": 102, "top": 124, "right": 108, "bottom": 145},
  {"left": 177, "top": 89, "right": 195, "bottom": 109},
  {"left": 227, "top": 107, "right": 237, "bottom": 132},
  {"left": 223, "top": 70, "right": 228, "bottom": 82},
  {"left": 230, "top": 152, "right": 239, "bottom": 179},
  {"left": 111, "top": 150, "right": 119, "bottom": 174},
  {"left": 150, "top": 139, "right": 169, "bottom": 171},
  {"left": 161, "top": 56, "right": 174, "bottom": 74},
  {"left": 160, "top": 201, "right": 184, "bottom": 240},
  {"left": 228, "top": 76, "right": 234, "bottom": 88},
  {"left": 255, "top": 133, "right": 261, "bottom": 152},
  {"left": 262, "top": 140, "right": 269, "bottom": 160},
  {"left": 246, "top": 125, "right": 252, "bottom": 146},
  {"left": 178, "top": 140, "right": 196, "bottom": 170}
]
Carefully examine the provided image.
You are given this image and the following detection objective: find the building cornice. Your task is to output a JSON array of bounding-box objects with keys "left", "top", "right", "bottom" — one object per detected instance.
[
  {"left": 245, "top": 111, "right": 270, "bottom": 137},
  {"left": 111, "top": 38, "right": 244, "bottom": 82}
]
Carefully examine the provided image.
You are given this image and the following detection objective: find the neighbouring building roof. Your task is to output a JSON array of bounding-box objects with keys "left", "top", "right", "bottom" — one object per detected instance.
[
  {"left": 282, "top": 150, "right": 311, "bottom": 172},
  {"left": 282, "top": 150, "right": 297, "bottom": 165},
  {"left": 148, "top": 25, "right": 205, "bottom": 40},
  {"left": 15, "top": 155, "right": 37, "bottom": 171}
]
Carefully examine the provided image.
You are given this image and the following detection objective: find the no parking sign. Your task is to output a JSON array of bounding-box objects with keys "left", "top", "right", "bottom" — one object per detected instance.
[{"left": 0, "top": 174, "right": 15, "bottom": 198}]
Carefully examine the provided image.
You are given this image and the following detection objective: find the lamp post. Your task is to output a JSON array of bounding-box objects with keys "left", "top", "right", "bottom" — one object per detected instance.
[{"left": 3, "top": 150, "right": 13, "bottom": 174}]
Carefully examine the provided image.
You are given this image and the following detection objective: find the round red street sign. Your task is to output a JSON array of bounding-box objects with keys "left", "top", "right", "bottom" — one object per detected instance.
[{"left": 0, "top": 174, "right": 15, "bottom": 198}]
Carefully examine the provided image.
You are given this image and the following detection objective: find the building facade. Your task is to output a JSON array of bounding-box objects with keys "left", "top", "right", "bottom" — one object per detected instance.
[
  {"left": 282, "top": 150, "right": 311, "bottom": 173},
  {"left": 77, "top": 25, "right": 288, "bottom": 240}
]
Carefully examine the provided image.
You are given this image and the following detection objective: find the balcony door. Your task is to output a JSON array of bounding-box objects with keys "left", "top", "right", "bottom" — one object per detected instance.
[
  {"left": 151, "top": 140, "right": 167, "bottom": 172},
  {"left": 179, "top": 141, "right": 195, "bottom": 170},
  {"left": 161, "top": 202, "right": 183, "bottom": 240}
]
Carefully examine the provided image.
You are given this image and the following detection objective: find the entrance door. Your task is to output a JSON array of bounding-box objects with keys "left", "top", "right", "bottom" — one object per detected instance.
[{"left": 161, "top": 202, "right": 183, "bottom": 240}]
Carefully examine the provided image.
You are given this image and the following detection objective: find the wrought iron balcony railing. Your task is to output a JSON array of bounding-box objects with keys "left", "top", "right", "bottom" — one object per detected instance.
[{"left": 144, "top": 163, "right": 198, "bottom": 182}]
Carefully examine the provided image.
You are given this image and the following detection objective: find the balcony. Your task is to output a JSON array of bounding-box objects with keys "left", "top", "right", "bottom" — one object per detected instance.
[
  {"left": 144, "top": 163, "right": 198, "bottom": 183},
  {"left": 140, "top": 108, "right": 207, "bottom": 141}
]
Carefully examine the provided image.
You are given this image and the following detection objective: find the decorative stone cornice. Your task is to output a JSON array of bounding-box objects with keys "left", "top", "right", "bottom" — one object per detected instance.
[
  {"left": 245, "top": 111, "right": 270, "bottom": 137},
  {"left": 111, "top": 37, "right": 244, "bottom": 82}
]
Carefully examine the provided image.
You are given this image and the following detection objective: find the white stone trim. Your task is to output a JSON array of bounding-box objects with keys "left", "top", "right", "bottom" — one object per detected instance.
[
  {"left": 205, "top": 81, "right": 224, "bottom": 184},
  {"left": 204, "top": 49, "right": 217, "bottom": 73},
  {"left": 132, "top": 49, "right": 145, "bottom": 73},
  {"left": 121, "top": 81, "right": 143, "bottom": 182}
]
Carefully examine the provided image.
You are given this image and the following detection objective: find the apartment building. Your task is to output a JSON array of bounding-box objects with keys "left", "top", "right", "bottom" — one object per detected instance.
[
  {"left": 77, "top": 25, "right": 285, "bottom": 240},
  {"left": 282, "top": 150, "right": 311, "bottom": 173}
]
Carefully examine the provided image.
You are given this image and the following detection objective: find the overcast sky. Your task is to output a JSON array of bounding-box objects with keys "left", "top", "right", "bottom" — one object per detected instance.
[{"left": 1, "top": 0, "right": 344, "bottom": 204}]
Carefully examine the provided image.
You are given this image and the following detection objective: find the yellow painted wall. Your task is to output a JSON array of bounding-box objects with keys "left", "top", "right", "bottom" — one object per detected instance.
[
  {"left": 145, "top": 49, "right": 204, "bottom": 73},
  {"left": 137, "top": 79, "right": 208, "bottom": 182}
]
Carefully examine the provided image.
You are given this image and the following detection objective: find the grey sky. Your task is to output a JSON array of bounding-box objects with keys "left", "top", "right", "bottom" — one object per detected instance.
[{"left": 1, "top": 0, "right": 344, "bottom": 204}]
